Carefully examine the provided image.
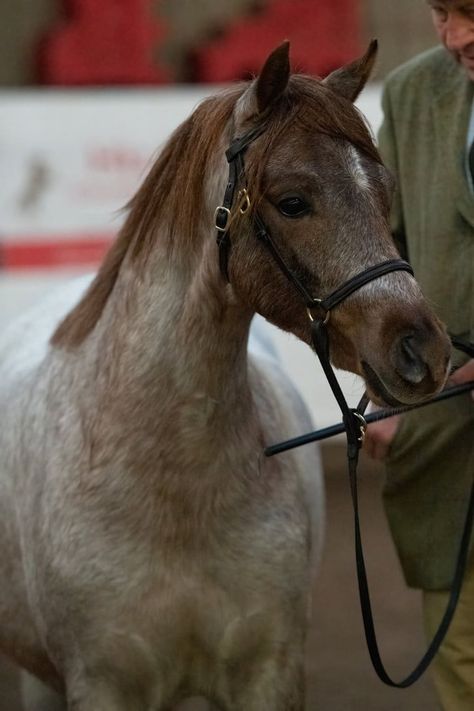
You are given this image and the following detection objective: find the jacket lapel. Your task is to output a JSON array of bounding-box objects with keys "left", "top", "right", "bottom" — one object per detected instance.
[{"left": 441, "top": 68, "right": 474, "bottom": 228}]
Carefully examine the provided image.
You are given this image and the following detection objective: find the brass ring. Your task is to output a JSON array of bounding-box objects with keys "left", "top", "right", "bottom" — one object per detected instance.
[{"left": 238, "top": 188, "right": 251, "bottom": 214}]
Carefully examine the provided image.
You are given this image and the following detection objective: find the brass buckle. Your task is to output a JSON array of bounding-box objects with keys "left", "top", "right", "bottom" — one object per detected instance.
[{"left": 214, "top": 190, "right": 251, "bottom": 233}]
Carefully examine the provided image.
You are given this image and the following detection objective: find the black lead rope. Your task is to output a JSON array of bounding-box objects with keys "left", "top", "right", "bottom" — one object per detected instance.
[
  {"left": 216, "top": 125, "right": 474, "bottom": 687},
  {"left": 268, "top": 325, "right": 474, "bottom": 688},
  {"left": 349, "top": 441, "right": 474, "bottom": 687}
]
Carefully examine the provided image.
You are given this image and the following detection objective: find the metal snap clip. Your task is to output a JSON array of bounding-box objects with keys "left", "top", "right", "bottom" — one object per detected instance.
[{"left": 352, "top": 411, "right": 368, "bottom": 443}]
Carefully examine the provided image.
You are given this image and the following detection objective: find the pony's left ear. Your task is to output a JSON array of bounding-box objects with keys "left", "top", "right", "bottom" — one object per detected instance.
[{"left": 324, "top": 40, "right": 378, "bottom": 102}]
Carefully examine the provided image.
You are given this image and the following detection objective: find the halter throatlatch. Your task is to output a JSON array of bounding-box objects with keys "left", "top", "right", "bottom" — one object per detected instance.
[{"left": 215, "top": 124, "right": 474, "bottom": 689}]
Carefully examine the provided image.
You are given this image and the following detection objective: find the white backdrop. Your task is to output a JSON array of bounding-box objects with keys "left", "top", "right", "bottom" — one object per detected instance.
[{"left": 0, "top": 84, "right": 384, "bottom": 430}]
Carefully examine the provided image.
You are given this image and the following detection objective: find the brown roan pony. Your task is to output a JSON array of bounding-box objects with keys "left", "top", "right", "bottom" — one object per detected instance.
[{"left": 0, "top": 42, "right": 450, "bottom": 710}]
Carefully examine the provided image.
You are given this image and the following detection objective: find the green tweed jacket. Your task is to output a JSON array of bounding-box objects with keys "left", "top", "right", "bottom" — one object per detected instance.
[{"left": 378, "top": 46, "right": 474, "bottom": 590}]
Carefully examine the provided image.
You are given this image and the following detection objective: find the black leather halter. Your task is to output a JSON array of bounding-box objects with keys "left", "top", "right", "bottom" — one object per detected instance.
[
  {"left": 215, "top": 128, "right": 413, "bottom": 314},
  {"left": 215, "top": 125, "right": 413, "bottom": 454},
  {"left": 215, "top": 125, "right": 474, "bottom": 688}
]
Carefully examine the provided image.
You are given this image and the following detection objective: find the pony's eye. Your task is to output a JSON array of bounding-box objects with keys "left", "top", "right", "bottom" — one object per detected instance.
[{"left": 277, "top": 196, "right": 310, "bottom": 218}]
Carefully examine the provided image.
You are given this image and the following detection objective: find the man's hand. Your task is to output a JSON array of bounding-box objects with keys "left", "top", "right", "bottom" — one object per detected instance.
[
  {"left": 363, "top": 413, "right": 401, "bottom": 461},
  {"left": 450, "top": 359, "right": 474, "bottom": 400}
]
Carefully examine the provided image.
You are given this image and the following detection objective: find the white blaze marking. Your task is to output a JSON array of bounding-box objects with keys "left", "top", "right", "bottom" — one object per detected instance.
[{"left": 347, "top": 145, "right": 371, "bottom": 191}]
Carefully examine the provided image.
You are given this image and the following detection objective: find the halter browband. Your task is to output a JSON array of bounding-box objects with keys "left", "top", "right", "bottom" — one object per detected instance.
[{"left": 214, "top": 125, "right": 473, "bottom": 690}]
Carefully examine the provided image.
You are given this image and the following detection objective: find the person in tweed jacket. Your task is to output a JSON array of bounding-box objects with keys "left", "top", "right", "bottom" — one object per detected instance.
[{"left": 365, "top": 2, "right": 474, "bottom": 709}]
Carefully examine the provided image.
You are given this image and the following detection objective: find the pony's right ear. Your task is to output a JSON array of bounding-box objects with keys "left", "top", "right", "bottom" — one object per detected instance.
[
  {"left": 324, "top": 40, "right": 378, "bottom": 102},
  {"left": 235, "top": 42, "right": 290, "bottom": 125},
  {"left": 255, "top": 41, "right": 291, "bottom": 114}
]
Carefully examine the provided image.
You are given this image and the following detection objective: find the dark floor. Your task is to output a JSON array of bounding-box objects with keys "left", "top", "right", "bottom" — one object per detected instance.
[
  {"left": 0, "top": 655, "right": 20, "bottom": 710},
  {"left": 0, "top": 445, "right": 439, "bottom": 711},
  {"left": 307, "top": 444, "right": 439, "bottom": 710}
]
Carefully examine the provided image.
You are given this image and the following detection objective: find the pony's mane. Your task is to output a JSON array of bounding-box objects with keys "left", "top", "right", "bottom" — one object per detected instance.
[
  {"left": 52, "top": 75, "right": 381, "bottom": 348},
  {"left": 51, "top": 86, "right": 244, "bottom": 348}
]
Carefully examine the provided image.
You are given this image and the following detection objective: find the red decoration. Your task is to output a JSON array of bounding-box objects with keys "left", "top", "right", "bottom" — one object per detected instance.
[
  {"left": 193, "top": 0, "right": 361, "bottom": 83},
  {"left": 38, "top": 0, "right": 170, "bottom": 85},
  {"left": 0, "top": 234, "right": 113, "bottom": 270}
]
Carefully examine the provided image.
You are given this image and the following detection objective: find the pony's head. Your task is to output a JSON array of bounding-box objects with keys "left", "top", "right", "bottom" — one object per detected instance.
[
  {"left": 216, "top": 41, "right": 450, "bottom": 406},
  {"left": 54, "top": 42, "right": 450, "bottom": 407}
]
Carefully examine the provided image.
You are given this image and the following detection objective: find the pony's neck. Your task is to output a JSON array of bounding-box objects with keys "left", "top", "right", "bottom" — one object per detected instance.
[
  {"left": 84, "top": 233, "right": 258, "bottom": 485},
  {"left": 98, "top": 232, "right": 254, "bottom": 416}
]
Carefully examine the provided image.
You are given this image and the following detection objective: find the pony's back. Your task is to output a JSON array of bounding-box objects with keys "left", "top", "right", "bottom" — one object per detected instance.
[{"left": 0, "top": 276, "right": 93, "bottom": 384}]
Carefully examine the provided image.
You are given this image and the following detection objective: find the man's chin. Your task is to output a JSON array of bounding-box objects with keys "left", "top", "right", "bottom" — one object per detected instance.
[
  {"left": 453, "top": 52, "right": 474, "bottom": 80},
  {"left": 461, "top": 61, "right": 474, "bottom": 80}
]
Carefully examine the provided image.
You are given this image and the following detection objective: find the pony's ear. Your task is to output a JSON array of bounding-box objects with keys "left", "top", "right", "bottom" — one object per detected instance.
[
  {"left": 256, "top": 41, "right": 291, "bottom": 113},
  {"left": 323, "top": 40, "right": 378, "bottom": 102},
  {"left": 235, "top": 42, "right": 290, "bottom": 124}
]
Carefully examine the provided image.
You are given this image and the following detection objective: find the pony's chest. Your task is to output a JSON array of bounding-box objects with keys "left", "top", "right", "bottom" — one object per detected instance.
[
  {"left": 135, "top": 531, "right": 306, "bottom": 653},
  {"left": 88, "top": 564, "right": 290, "bottom": 696}
]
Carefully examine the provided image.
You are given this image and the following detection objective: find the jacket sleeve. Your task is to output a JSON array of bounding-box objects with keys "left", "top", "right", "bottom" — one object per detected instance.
[{"left": 378, "top": 83, "right": 408, "bottom": 260}]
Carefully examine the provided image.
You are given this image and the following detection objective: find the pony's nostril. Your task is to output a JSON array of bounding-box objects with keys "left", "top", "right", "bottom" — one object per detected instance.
[
  {"left": 396, "top": 335, "right": 428, "bottom": 384},
  {"left": 401, "top": 335, "right": 418, "bottom": 365}
]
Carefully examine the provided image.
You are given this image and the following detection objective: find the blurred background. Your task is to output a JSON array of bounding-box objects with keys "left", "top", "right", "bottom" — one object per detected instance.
[
  {"left": 0, "top": 2, "right": 442, "bottom": 709},
  {"left": 0, "top": 0, "right": 436, "bottom": 86}
]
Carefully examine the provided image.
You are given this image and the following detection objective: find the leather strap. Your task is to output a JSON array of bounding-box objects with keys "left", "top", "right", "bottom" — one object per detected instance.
[
  {"left": 319, "top": 259, "right": 414, "bottom": 312},
  {"left": 216, "top": 125, "right": 266, "bottom": 281}
]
